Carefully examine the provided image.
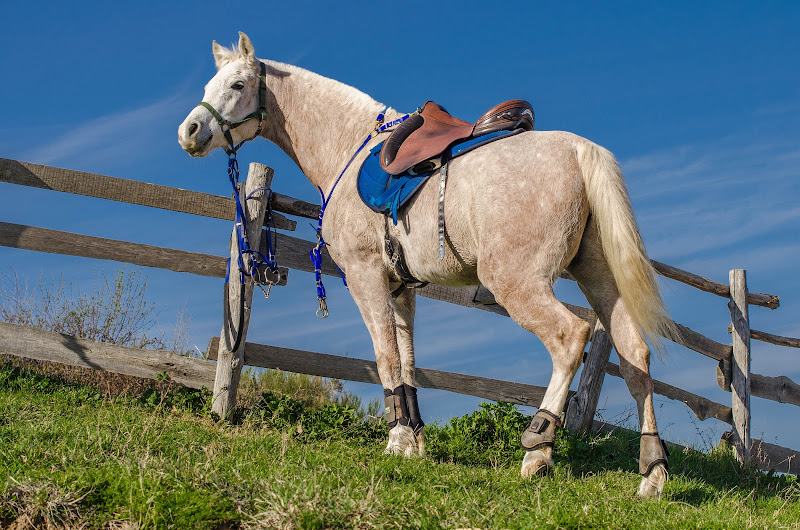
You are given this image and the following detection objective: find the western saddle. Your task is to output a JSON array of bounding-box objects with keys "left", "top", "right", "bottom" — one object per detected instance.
[{"left": 380, "top": 100, "right": 534, "bottom": 175}]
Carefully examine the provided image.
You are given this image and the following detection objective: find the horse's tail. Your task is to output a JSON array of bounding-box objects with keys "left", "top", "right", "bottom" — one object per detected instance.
[{"left": 575, "top": 140, "right": 676, "bottom": 354}]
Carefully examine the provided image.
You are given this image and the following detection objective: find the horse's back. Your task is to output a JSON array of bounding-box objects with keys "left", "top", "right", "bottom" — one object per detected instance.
[{"left": 397, "top": 130, "right": 592, "bottom": 285}]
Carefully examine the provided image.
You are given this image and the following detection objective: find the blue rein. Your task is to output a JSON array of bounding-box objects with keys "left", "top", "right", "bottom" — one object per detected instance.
[
  {"left": 227, "top": 153, "right": 279, "bottom": 288},
  {"left": 310, "top": 109, "right": 411, "bottom": 318}
]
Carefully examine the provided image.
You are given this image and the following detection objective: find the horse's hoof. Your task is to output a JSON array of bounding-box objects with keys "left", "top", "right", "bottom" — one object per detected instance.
[
  {"left": 384, "top": 424, "right": 418, "bottom": 457},
  {"left": 414, "top": 429, "right": 426, "bottom": 456},
  {"left": 636, "top": 462, "right": 667, "bottom": 499},
  {"left": 521, "top": 450, "right": 552, "bottom": 478}
]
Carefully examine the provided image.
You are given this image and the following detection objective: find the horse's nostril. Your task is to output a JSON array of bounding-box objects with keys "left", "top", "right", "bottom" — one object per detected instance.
[{"left": 188, "top": 122, "right": 199, "bottom": 137}]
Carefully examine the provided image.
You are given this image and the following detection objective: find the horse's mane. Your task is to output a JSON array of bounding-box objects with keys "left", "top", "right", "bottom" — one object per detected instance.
[{"left": 223, "top": 43, "right": 384, "bottom": 114}]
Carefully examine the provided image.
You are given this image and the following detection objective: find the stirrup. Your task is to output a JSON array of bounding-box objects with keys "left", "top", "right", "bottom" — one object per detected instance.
[
  {"left": 640, "top": 432, "right": 670, "bottom": 475},
  {"left": 521, "top": 409, "right": 561, "bottom": 451}
]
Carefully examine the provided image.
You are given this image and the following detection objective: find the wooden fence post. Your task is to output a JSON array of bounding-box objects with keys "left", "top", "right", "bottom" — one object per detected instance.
[
  {"left": 565, "top": 321, "right": 614, "bottom": 433},
  {"left": 212, "top": 162, "right": 274, "bottom": 419},
  {"left": 728, "top": 269, "right": 751, "bottom": 464}
]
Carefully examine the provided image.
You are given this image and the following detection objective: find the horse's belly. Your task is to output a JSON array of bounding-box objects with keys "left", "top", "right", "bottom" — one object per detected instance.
[{"left": 393, "top": 167, "right": 481, "bottom": 287}]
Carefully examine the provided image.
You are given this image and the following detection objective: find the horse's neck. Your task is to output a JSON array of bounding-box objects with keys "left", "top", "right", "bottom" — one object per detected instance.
[{"left": 261, "top": 60, "right": 386, "bottom": 193}]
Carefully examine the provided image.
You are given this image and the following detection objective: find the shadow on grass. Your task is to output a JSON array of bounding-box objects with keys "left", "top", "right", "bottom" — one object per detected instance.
[{"left": 554, "top": 426, "right": 796, "bottom": 504}]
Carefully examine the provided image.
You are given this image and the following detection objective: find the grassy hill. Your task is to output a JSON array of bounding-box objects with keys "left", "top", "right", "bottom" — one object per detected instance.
[{"left": 1, "top": 359, "right": 798, "bottom": 529}]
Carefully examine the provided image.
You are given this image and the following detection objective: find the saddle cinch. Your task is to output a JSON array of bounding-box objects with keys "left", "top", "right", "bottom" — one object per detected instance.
[{"left": 380, "top": 99, "right": 535, "bottom": 175}]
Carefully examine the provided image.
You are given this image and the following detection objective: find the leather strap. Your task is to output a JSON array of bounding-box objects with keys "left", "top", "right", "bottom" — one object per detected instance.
[
  {"left": 437, "top": 161, "right": 448, "bottom": 260},
  {"left": 197, "top": 61, "right": 268, "bottom": 155},
  {"left": 384, "top": 217, "right": 428, "bottom": 298}
]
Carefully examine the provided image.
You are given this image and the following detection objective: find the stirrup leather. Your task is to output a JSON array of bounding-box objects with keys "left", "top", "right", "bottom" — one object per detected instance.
[
  {"left": 639, "top": 432, "right": 670, "bottom": 475},
  {"left": 521, "top": 409, "right": 561, "bottom": 451}
]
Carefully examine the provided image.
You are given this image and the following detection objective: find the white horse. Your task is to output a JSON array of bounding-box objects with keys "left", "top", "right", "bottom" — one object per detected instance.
[{"left": 179, "top": 32, "right": 675, "bottom": 498}]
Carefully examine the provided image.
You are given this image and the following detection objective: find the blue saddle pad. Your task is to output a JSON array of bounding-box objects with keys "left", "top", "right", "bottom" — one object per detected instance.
[{"left": 357, "top": 130, "right": 520, "bottom": 224}]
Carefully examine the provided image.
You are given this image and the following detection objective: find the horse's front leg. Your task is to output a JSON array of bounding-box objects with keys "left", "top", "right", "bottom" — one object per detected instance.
[
  {"left": 392, "top": 287, "right": 425, "bottom": 455},
  {"left": 345, "top": 258, "right": 421, "bottom": 456}
]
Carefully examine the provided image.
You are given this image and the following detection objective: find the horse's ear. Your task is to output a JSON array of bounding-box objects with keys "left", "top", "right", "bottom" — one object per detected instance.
[
  {"left": 238, "top": 32, "right": 256, "bottom": 66},
  {"left": 212, "top": 40, "right": 236, "bottom": 70}
]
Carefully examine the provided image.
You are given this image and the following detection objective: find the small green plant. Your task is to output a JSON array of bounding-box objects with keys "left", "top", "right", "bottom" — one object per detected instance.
[
  {"left": 427, "top": 401, "right": 531, "bottom": 466},
  {"left": 243, "top": 390, "right": 385, "bottom": 444}
]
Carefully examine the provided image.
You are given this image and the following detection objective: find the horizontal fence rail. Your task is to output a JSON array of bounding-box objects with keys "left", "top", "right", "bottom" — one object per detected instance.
[
  {"left": 0, "top": 158, "right": 297, "bottom": 231},
  {"left": 0, "top": 321, "right": 215, "bottom": 389},
  {"left": 206, "top": 337, "right": 552, "bottom": 408},
  {"left": 0, "top": 222, "right": 289, "bottom": 285}
]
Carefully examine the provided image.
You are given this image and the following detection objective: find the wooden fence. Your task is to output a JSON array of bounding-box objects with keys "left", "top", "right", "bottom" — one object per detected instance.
[{"left": 1, "top": 157, "right": 798, "bottom": 474}]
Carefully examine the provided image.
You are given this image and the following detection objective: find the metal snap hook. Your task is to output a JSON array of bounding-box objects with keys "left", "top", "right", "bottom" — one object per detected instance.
[{"left": 316, "top": 298, "right": 329, "bottom": 318}]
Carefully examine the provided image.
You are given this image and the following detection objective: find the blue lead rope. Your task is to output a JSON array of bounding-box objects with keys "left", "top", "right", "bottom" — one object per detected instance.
[{"left": 310, "top": 108, "right": 411, "bottom": 318}]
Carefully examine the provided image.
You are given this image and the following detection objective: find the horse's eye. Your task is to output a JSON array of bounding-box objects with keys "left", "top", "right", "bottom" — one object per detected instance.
[{"left": 231, "top": 81, "right": 245, "bottom": 91}]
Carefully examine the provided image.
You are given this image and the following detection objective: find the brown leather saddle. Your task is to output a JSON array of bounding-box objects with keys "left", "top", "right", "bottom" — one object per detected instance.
[{"left": 380, "top": 100, "right": 534, "bottom": 175}]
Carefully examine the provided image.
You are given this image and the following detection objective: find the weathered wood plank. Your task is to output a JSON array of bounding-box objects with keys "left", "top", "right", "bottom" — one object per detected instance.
[
  {"left": 266, "top": 231, "right": 341, "bottom": 277},
  {"left": 270, "top": 192, "right": 321, "bottom": 220},
  {"left": 751, "top": 373, "right": 800, "bottom": 407},
  {"left": 714, "top": 364, "right": 799, "bottom": 407},
  {"left": 0, "top": 158, "right": 296, "bottom": 231},
  {"left": 652, "top": 260, "right": 779, "bottom": 309},
  {"left": 672, "top": 322, "right": 732, "bottom": 362},
  {"left": 566, "top": 322, "right": 614, "bottom": 433},
  {"left": 0, "top": 221, "right": 223, "bottom": 276},
  {"left": 750, "top": 328, "right": 800, "bottom": 349},
  {"left": 0, "top": 321, "right": 215, "bottom": 389},
  {"left": 717, "top": 357, "right": 733, "bottom": 392},
  {"left": 213, "top": 164, "right": 273, "bottom": 419},
  {"left": 729, "top": 269, "right": 752, "bottom": 463},
  {"left": 596, "top": 420, "right": 799, "bottom": 475},
  {"left": 206, "top": 338, "right": 551, "bottom": 408},
  {"left": 750, "top": 437, "right": 800, "bottom": 475},
  {"left": 604, "top": 361, "right": 733, "bottom": 424},
  {"left": 0, "top": 222, "right": 288, "bottom": 285}
]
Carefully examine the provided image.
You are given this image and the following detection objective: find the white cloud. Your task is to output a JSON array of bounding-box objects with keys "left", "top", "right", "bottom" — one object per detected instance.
[{"left": 21, "top": 91, "right": 194, "bottom": 168}]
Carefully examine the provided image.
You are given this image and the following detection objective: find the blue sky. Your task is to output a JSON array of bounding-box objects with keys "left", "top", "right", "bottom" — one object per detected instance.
[{"left": 1, "top": 2, "right": 799, "bottom": 452}]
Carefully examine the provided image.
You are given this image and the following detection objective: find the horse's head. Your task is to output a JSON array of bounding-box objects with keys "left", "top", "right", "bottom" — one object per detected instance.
[{"left": 178, "top": 32, "right": 266, "bottom": 157}]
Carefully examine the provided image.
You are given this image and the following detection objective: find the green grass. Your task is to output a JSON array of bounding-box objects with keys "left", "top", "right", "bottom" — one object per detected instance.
[{"left": 1, "top": 361, "right": 798, "bottom": 529}]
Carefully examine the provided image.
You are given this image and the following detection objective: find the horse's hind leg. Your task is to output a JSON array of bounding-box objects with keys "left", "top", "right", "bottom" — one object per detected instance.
[
  {"left": 483, "top": 270, "right": 592, "bottom": 478},
  {"left": 567, "top": 223, "right": 668, "bottom": 498}
]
